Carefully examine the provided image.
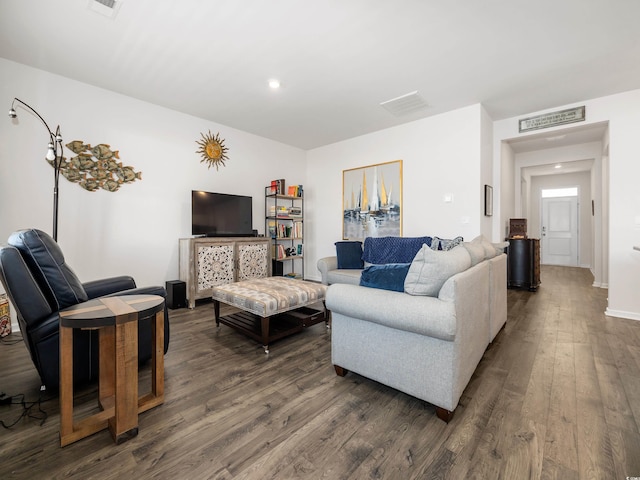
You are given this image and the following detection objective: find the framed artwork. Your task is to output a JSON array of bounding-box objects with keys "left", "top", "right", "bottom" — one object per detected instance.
[
  {"left": 343, "top": 160, "right": 402, "bottom": 240},
  {"left": 484, "top": 185, "right": 493, "bottom": 216}
]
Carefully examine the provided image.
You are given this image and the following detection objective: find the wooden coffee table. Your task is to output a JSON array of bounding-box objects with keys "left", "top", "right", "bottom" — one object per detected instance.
[
  {"left": 212, "top": 277, "right": 328, "bottom": 354},
  {"left": 59, "top": 294, "right": 165, "bottom": 446}
]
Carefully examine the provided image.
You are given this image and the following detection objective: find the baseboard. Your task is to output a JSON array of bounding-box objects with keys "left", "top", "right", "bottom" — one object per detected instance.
[{"left": 604, "top": 308, "right": 640, "bottom": 321}]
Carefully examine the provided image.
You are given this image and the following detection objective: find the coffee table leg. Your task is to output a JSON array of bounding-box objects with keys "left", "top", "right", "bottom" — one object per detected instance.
[
  {"left": 261, "top": 316, "right": 270, "bottom": 354},
  {"left": 323, "top": 300, "right": 331, "bottom": 329}
]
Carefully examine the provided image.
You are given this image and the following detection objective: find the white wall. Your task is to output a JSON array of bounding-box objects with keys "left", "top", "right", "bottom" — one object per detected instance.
[
  {"left": 0, "top": 59, "right": 306, "bottom": 326},
  {"left": 494, "top": 89, "right": 640, "bottom": 320},
  {"left": 498, "top": 142, "right": 516, "bottom": 240},
  {"left": 305, "top": 104, "right": 485, "bottom": 282},
  {"left": 480, "top": 106, "right": 494, "bottom": 237}
]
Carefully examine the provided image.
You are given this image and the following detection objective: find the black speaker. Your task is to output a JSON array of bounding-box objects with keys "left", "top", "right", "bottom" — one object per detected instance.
[
  {"left": 272, "top": 260, "right": 283, "bottom": 276},
  {"left": 165, "top": 280, "right": 186, "bottom": 309}
]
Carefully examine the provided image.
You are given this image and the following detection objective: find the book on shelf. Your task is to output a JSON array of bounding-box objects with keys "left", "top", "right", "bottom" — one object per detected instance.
[
  {"left": 287, "top": 207, "right": 302, "bottom": 217},
  {"left": 270, "top": 205, "right": 289, "bottom": 217},
  {"left": 293, "top": 221, "right": 302, "bottom": 238},
  {"left": 270, "top": 179, "right": 285, "bottom": 195}
]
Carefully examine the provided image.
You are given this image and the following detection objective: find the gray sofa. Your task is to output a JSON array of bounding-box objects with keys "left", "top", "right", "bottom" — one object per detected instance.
[{"left": 323, "top": 236, "right": 507, "bottom": 422}]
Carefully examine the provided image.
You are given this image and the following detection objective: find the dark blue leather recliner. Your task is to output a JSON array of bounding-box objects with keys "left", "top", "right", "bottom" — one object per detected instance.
[{"left": 0, "top": 229, "right": 170, "bottom": 390}]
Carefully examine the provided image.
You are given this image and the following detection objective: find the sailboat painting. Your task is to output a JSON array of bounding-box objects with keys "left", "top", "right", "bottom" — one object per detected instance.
[{"left": 342, "top": 160, "right": 402, "bottom": 240}]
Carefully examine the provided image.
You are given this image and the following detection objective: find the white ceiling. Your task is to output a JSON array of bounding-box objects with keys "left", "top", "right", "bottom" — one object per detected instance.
[{"left": 2, "top": 0, "right": 640, "bottom": 150}]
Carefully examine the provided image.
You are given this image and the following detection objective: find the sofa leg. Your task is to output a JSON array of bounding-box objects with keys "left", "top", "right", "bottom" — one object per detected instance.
[
  {"left": 436, "top": 407, "right": 455, "bottom": 423},
  {"left": 334, "top": 365, "right": 348, "bottom": 377}
]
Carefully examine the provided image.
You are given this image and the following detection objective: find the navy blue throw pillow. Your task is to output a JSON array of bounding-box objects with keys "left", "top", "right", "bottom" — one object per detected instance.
[
  {"left": 359, "top": 263, "right": 411, "bottom": 292},
  {"left": 335, "top": 241, "right": 364, "bottom": 269}
]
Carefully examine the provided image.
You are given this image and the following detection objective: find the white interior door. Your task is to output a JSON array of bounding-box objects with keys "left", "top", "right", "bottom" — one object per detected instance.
[{"left": 541, "top": 196, "right": 578, "bottom": 266}]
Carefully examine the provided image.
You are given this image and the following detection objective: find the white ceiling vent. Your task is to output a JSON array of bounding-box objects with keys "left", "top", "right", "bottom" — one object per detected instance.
[
  {"left": 380, "top": 91, "right": 429, "bottom": 117},
  {"left": 88, "top": 0, "right": 123, "bottom": 19}
]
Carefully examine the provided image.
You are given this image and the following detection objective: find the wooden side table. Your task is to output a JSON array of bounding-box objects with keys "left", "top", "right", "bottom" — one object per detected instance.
[{"left": 59, "top": 294, "right": 165, "bottom": 446}]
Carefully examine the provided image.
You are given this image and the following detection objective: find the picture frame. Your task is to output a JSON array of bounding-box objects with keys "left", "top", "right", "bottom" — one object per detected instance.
[
  {"left": 484, "top": 184, "right": 493, "bottom": 216},
  {"left": 342, "top": 160, "right": 403, "bottom": 240}
]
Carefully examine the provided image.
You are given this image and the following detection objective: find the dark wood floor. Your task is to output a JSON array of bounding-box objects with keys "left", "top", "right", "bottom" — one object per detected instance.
[{"left": 1, "top": 266, "right": 639, "bottom": 479}]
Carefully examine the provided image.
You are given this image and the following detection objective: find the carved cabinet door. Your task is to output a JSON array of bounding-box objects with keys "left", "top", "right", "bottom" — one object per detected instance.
[
  {"left": 196, "top": 243, "right": 235, "bottom": 292},
  {"left": 236, "top": 242, "right": 269, "bottom": 281}
]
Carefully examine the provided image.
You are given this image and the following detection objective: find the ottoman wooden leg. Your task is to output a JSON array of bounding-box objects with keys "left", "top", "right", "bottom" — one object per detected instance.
[
  {"left": 261, "top": 316, "right": 270, "bottom": 354},
  {"left": 214, "top": 300, "right": 220, "bottom": 327}
]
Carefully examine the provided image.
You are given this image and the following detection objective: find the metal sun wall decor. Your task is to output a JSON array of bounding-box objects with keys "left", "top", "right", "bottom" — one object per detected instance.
[
  {"left": 196, "top": 130, "right": 229, "bottom": 170},
  {"left": 53, "top": 141, "right": 142, "bottom": 192}
]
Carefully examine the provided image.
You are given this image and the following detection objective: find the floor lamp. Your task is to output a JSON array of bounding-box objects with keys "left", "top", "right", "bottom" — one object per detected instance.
[{"left": 8, "top": 98, "right": 64, "bottom": 242}]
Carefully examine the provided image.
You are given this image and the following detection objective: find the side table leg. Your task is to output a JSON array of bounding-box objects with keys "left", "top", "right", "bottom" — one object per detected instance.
[
  {"left": 139, "top": 310, "right": 165, "bottom": 413},
  {"left": 59, "top": 326, "right": 74, "bottom": 445},
  {"left": 151, "top": 310, "right": 164, "bottom": 399},
  {"left": 99, "top": 326, "right": 115, "bottom": 409},
  {"left": 109, "top": 321, "right": 139, "bottom": 444}
]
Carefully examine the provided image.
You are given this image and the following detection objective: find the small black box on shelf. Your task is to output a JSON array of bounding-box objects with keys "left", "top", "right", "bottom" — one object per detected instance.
[
  {"left": 165, "top": 280, "right": 186, "bottom": 309},
  {"left": 272, "top": 260, "right": 284, "bottom": 276}
]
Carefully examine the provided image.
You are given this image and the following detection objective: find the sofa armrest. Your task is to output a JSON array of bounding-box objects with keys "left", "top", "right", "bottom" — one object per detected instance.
[
  {"left": 83, "top": 276, "right": 137, "bottom": 299},
  {"left": 326, "top": 283, "right": 456, "bottom": 341},
  {"left": 317, "top": 256, "right": 338, "bottom": 285}
]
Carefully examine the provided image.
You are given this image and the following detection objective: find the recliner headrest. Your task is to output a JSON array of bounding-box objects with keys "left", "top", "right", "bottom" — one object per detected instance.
[{"left": 8, "top": 229, "right": 87, "bottom": 310}]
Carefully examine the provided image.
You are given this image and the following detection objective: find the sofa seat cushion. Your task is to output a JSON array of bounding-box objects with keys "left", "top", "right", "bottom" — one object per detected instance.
[
  {"left": 359, "top": 263, "right": 411, "bottom": 292},
  {"left": 362, "top": 236, "right": 432, "bottom": 265},
  {"left": 404, "top": 244, "right": 471, "bottom": 296},
  {"left": 326, "top": 283, "right": 457, "bottom": 341},
  {"left": 326, "top": 269, "right": 363, "bottom": 285}
]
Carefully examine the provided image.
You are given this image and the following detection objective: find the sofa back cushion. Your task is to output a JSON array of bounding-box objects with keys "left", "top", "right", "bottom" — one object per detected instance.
[
  {"left": 359, "top": 263, "right": 411, "bottom": 292},
  {"left": 462, "top": 238, "right": 486, "bottom": 266},
  {"left": 404, "top": 244, "right": 472, "bottom": 296},
  {"left": 8, "top": 229, "right": 88, "bottom": 310},
  {"left": 362, "top": 236, "right": 432, "bottom": 265},
  {"left": 335, "top": 241, "right": 364, "bottom": 269}
]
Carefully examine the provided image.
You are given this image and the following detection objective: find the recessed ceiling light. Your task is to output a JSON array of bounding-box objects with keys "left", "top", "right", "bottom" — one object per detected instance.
[
  {"left": 268, "top": 79, "right": 280, "bottom": 89},
  {"left": 555, "top": 164, "right": 562, "bottom": 169}
]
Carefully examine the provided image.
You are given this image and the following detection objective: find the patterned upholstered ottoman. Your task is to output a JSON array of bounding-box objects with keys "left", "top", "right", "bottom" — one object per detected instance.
[{"left": 212, "top": 277, "right": 328, "bottom": 353}]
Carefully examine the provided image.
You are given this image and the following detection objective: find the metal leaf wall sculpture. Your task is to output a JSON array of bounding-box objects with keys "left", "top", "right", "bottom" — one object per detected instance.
[{"left": 51, "top": 141, "right": 142, "bottom": 192}]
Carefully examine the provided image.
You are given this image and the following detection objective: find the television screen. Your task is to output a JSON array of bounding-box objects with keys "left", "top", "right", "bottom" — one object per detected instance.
[{"left": 192, "top": 191, "right": 253, "bottom": 237}]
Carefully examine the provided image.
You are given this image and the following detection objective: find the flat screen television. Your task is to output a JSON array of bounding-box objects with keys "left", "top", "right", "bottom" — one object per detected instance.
[{"left": 192, "top": 190, "right": 253, "bottom": 237}]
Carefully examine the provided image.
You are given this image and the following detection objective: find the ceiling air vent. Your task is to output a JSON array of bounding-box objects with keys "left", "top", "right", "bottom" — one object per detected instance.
[
  {"left": 380, "top": 91, "right": 429, "bottom": 117},
  {"left": 88, "top": 0, "right": 123, "bottom": 18}
]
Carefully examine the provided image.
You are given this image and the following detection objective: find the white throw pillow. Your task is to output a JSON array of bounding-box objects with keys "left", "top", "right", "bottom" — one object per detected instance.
[{"left": 404, "top": 244, "right": 472, "bottom": 296}]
